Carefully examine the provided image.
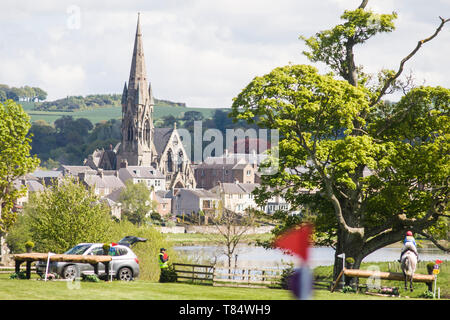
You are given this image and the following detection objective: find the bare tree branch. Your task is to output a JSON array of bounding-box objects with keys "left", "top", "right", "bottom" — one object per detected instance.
[
  {"left": 417, "top": 231, "right": 450, "bottom": 253},
  {"left": 358, "top": 0, "right": 369, "bottom": 9},
  {"left": 371, "top": 16, "right": 450, "bottom": 107}
]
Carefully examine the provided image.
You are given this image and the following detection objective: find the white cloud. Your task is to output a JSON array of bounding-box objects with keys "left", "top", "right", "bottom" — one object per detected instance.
[{"left": 0, "top": 0, "right": 448, "bottom": 107}]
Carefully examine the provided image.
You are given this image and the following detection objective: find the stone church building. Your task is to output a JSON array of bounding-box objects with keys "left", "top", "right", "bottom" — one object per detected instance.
[{"left": 85, "top": 14, "right": 196, "bottom": 189}]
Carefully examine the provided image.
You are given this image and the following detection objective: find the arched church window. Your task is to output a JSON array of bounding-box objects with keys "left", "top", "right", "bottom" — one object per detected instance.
[
  {"left": 127, "top": 125, "right": 133, "bottom": 141},
  {"left": 167, "top": 150, "right": 173, "bottom": 173},
  {"left": 145, "top": 121, "right": 151, "bottom": 145},
  {"left": 178, "top": 150, "right": 184, "bottom": 172}
]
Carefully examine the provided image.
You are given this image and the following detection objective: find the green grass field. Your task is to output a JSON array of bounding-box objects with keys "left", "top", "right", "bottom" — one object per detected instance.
[
  {"left": 165, "top": 233, "right": 273, "bottom": 246},
  {"left": 0, "top": 274, "right": 292, "bottom": 300},
  {"left": 0, "top": 274, "right": 413, "bottom": 300},
  {"left": 19, "top": 101, "right": 220, "bottom": 124},
  {"left": 2, "top": 260, "right": 447, "bottom": 300},
  {"left": 314, "top": 260, "right": 449, "bottom": 299}
]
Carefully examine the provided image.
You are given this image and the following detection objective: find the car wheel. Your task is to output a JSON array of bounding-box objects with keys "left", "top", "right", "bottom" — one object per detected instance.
[
  {"left": 117, "top": 267, "right": 133, "bottom": 281},
  {"left": 62, "top": 265, "right": 78, "bottom": 280}
]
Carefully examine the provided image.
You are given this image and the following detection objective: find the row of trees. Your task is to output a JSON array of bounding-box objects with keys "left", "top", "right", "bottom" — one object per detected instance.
[
  {"left": 36, "top": 94, "right": 122, "bottom": 111},
  {"left": 0, "top": 84, "right": 47, "bottom": 102},
  {"left": 29, "top": 109, "right": 257, "bottom": 167},
  {"left": 36, "top": 94, "right": 187, "bottom": 112},
  {"left": 30, "top": 116, "right": 121, "bottom": 167}
]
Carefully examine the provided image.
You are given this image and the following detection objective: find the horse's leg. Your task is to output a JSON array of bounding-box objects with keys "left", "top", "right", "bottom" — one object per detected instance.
[
  {"left": 410, "top": 271, "right": 414, "bottom": 292},
  {"left": 402, "top": 270, "right": 407, "bottom": 291}
]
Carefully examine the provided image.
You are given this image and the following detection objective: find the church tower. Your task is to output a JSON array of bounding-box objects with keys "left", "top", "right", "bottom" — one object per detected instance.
[{"left": 118, "top": 13, "right": 155, "bottom": 166}]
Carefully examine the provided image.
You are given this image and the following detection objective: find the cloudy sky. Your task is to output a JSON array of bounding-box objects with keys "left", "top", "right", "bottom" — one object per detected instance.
[{"left": 0, "top": 0, "right": 449, "bottom": 108}]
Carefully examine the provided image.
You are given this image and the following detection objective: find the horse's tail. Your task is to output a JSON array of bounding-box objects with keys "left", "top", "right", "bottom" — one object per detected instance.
[{"left": 404, "top": 258, "right": 412, "bottom": 276}]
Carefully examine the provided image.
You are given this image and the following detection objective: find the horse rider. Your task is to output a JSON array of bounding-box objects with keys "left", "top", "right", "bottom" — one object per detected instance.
[
  {"left": 158, "top": 248, "right": 169, "bottom": 269},
  {"left": 399, "top": 231, "right": 419, "bottom": 262}
]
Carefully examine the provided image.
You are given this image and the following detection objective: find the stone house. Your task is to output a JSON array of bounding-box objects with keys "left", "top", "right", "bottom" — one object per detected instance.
[
  {"left": 117, "top": 163, "right": 166, "bottom": 192},
  {"left": 78, "top": 170, "right": 125, "bottom": 197},
  {"left": 172, "top": 188, "right": 220, "bottom": 216},
  {"left": 12, "top": 174, "right": 45, "bottom": 210},
  {"left": 209, "top": 182, "right": 259, "bottom": 214},
  {"left": 194, "top": 159, "right": 255, "bottom": 190},
  {"left": 58, "top": 165, "right": 97, "bottom": 177},
  {"left": 101, "top": 197, "right": 122, "bottom": 220},
  {"left": 30, "top": 169, "right": 63, "bottom": 186},
  {"left": 152, "top": 190, "right": 172, "bottom": 217}
]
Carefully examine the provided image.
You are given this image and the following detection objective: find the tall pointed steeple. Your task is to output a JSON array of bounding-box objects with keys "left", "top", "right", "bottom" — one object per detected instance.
[
  {"left": 118, "top": 13, "right": 154, "bottom": 167},
  {"left": 128, "top": 12, "right": 148, "bottom": 93}
]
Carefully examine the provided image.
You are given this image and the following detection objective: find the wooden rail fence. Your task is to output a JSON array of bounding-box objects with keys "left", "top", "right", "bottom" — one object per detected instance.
[
  {"left": 172, "top": 263, "right": 215, "bottom": 284},
  {"left": 331, "top": 268, "right": 436, "bottom": 292},
  {"left": 171, "top": 263, "right": 285, "bottom": 288},
  {"left": 213, "top": 267, "right": 283, "bottom": 288}
]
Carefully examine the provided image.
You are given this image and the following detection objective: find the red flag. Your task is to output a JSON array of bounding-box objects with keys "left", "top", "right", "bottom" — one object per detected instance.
[
  {"left": 274, "top": 223, "right": 313, "bottom": 262},
  {"left": 436, "top": 259, "right": 443, "bottom": 264}
]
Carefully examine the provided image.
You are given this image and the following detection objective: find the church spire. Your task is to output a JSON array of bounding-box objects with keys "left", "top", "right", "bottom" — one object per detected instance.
[
  {"left": 128, "top": 12, "right": 148, "bottom": 99},
  {"left": 118, "top": 12, "right": 154, "bottom": 167}
]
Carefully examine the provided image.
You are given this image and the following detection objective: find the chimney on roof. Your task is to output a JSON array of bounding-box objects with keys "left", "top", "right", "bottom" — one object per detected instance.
[{"left": 120, "top": 159, "right": 128, "bottom": 169}]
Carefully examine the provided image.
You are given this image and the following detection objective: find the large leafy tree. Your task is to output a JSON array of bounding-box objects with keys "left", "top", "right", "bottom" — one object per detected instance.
[
  {"left": 26, "top": 176, "right": 112, "bottom": 253},
  {"left": 0, "top": 100, "right": 40, "bottom": 233},
  {"left": 230, "top": 1, "right": 449, "bottom": 279},
  {"left": 118, "top": 180, "right": 154, "bottom": 226}
]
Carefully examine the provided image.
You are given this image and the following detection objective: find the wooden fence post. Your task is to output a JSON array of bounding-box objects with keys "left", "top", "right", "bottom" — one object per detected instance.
[{"left": 331, "top": 269, "right": 345, "bottom": 293}]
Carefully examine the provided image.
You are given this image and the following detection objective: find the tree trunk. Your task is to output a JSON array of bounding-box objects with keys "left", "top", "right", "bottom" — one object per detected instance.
[{"left": 333, "top": 228, "right": 365, "bottom": 288}]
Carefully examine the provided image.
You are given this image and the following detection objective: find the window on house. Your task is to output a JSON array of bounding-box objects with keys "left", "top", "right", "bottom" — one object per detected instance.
[
  {"left": 246, "top": 170, "right": 251, "bottom": 176},
  {"left": 203, "top": 200, "right": 212, "bottom": 209}
]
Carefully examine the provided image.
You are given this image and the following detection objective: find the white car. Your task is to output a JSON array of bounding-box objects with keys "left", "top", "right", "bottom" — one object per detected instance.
[{"left": 36, "top": 236, "right": 147, "bottom": 281}]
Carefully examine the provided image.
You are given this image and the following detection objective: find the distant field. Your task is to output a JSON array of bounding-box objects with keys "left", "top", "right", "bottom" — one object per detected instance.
[{"left": 18, "top": 101, "right": 222, "bottom": 124}]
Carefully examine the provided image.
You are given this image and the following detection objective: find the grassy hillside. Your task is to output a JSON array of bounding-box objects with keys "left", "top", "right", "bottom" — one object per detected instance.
[{"left": 19, "top": 101, "right": 221, "bottom": 124}]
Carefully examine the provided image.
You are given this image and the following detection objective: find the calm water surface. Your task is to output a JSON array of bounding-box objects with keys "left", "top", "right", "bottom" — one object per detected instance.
[{"left": 174, "top": 245, "right": 449, "bottom": 268}]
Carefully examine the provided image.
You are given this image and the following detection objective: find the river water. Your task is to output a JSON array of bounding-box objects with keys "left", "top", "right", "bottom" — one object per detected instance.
[{"left": 174, "top": 245, "right": 449, "bottom": 268}]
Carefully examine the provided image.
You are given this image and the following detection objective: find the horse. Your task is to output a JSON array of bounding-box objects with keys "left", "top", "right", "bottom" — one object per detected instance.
[{"left": 401, "top": 249, "right": 417, "bottom": 292}]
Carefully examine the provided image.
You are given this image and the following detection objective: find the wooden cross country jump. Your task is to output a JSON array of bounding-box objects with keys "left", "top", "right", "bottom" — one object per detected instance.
[
  {"left": 331, "top": 268, "right": 436, "bottom": 292},
  {"left": 13, "top": 253, "right": 112, "bottom": 280}
]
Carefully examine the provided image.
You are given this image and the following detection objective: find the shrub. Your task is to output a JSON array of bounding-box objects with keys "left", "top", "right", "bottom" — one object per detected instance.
[
  {"left": 342, "top": 285, "right": 356, "bottom": 293},
  {"left": 9, "top": 272, "right": 27, "bottom": 279},
  {"left": 82, "top": 274, "right": 100, "bottom": 282},
  {"left": 279, "top": 264, "right": 295, "bottom": 289},
  {"left": 25, "top": 176, "right": 112, "bottom": 253},
  {"left": 105, "top": 220, "right": 182, "bottom": 282},
  {"left": 418, "top": 290, "right": 434, "bottom": 299},
  {"left": 426, "top": 262, "right": 435, "bottom": 274},
  {"left": 25, "top": 240, "right": 35, "bottom": 252}
]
